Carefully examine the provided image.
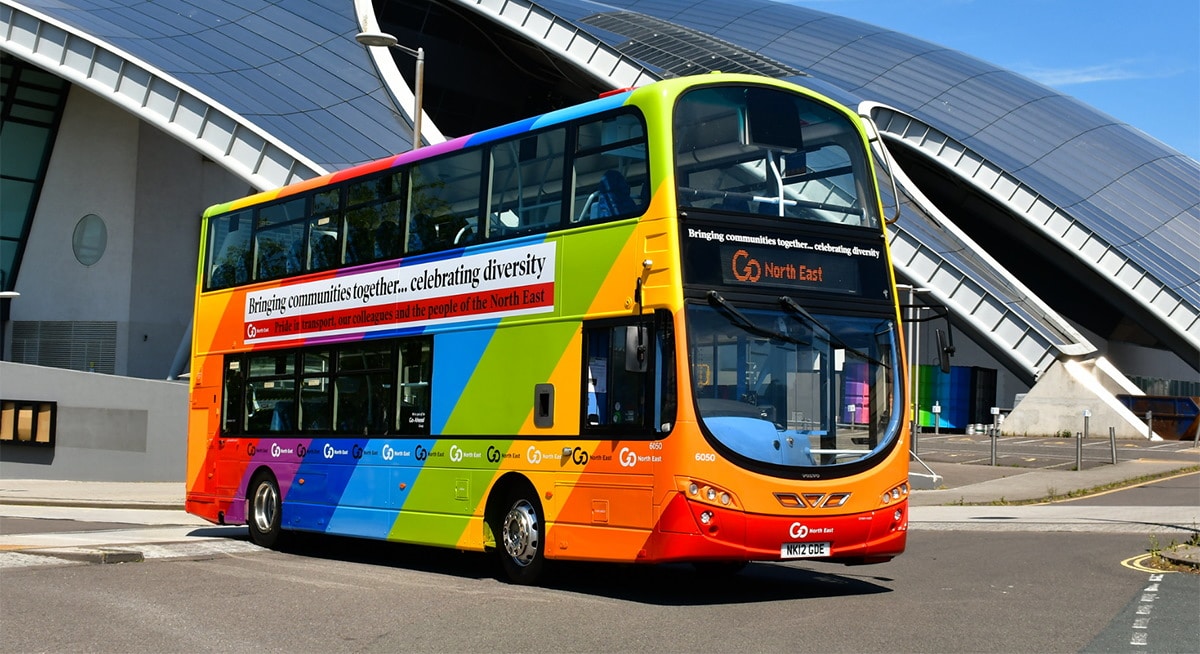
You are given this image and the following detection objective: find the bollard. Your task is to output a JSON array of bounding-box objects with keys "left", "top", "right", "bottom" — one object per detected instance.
[
  {"left": 1076, "top": 431, "right": 1082, "bottom": 471},
  {"left": 1080, "top": 409, "right": 1091, "bottom": 471},
  {"left": 1146, "top": 410, "right": 1153, "bottom": 440},
  {"left": 1109, "top": 426, "right": 1117, "bottom": 464},
  {"left": 989, "top": 406, "right": 999, "bottom": 466}
]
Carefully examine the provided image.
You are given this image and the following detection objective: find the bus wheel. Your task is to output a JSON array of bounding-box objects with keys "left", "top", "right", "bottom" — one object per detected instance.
[
  {"left": 496, "top": 490, "right": 545, "bottom": 584},
  {"left": 247, "top": 472, "right": 284, "bottom": 549}
]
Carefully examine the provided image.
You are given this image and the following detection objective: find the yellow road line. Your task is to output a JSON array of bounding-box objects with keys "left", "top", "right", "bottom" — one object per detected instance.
[{"left": 1120, "top": 553, "right": 1173, "bottom": 573}]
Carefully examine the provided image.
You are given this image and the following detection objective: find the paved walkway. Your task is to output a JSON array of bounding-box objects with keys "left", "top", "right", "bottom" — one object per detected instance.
[{"left": 0, "top": 480, "right": 185, "bottom": 510}]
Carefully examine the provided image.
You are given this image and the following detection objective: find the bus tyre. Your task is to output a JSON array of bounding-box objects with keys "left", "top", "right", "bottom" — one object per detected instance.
[
  {"left": 496, "top": 489, "right": 546, "bottom": 585},
  {"left": 247, "top": 472, "right": 284, "bottom": 549}
]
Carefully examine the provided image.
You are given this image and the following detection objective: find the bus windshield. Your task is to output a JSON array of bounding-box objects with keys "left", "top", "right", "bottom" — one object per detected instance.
[
  {"left": 686, "top": 297, "right": 901, "bottom": 468},
  {"left": 675, "top": 84, "right": 877, "bottom": 228}
]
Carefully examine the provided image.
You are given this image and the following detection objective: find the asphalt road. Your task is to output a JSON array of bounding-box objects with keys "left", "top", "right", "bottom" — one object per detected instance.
[
  {"left": 2, "top": 439, "right": 1195, "bottom": 653},
  {"left": 1065, "top": 471, "right": 1200, "bottom": 507},
  {"left": 1, "top": 527, "right": 1196, "bottom": 653}
]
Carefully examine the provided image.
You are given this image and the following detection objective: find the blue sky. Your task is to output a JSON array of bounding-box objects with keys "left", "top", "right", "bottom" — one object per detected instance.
[{"left": 788, "top": 0, "right": 1200, "bottom": 160}]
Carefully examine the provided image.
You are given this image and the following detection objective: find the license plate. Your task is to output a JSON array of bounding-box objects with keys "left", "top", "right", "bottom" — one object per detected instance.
[{"left": 781, "top": 541, "right": 831, "bottom": 559}]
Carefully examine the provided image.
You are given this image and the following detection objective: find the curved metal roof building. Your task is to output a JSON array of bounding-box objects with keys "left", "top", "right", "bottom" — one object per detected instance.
[{"left": 2, "top": 0, "right": 1197, "bottom": 434}]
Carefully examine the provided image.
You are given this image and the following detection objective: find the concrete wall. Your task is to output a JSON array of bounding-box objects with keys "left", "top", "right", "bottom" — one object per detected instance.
[
  {"left": 8, "top": 85, "right": 248, "bottom": 379},
  {"left": 17, "top": 89, "right": 138, "bottom": 342},
  {"left": 1002, "top": 358, "right": 1158, "bottom": 440},
  {"left": 0, "top": 362, "right": 187, "bottom": 481}
]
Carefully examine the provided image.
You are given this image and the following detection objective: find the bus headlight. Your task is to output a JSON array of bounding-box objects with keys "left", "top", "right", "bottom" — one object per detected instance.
[
  {"left": 679, "top": 478, "right": 738, "bottom": 509},
  {"left": 881, "top": 482, "right": 909, "bottom": 506}
]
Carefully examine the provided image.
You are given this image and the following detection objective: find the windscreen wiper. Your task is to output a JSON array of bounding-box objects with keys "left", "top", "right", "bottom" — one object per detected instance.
[
  {"left": 778, "top": 295, "right": 885, "bottom": 367},
  {"left": 707, "top": 291, "right": 803, "bottom": 346}
]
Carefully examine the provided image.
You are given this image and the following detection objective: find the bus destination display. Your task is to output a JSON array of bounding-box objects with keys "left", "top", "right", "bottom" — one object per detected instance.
[{"left": 682, "top": 222, "right": 888, "bottom": 297}]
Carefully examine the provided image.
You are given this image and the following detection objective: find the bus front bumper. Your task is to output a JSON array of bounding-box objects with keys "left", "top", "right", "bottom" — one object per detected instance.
[{"left": 644, "top": 492, "right": 907, "bottom": 565}]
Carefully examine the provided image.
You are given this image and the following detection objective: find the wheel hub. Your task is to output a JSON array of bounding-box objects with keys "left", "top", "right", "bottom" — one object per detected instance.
[
  {"left": 252, "top": 482, "right": 278, "bottom": 533},
  {"left": 502, "top": 500, "right": 539, "bottom": 566}
]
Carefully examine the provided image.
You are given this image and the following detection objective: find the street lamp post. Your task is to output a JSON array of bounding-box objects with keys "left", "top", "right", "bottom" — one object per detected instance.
[
  {"left": 355, "top": 31, "right": 424, "bottom": 150},
  {"left": 898, "top": 285, "right": 933, "bottom": 452}
]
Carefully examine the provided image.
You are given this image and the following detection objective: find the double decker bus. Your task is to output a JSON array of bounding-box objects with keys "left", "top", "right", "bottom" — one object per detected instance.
[{"left": 186, "top": 73, "right": 910, "bottom": 583}]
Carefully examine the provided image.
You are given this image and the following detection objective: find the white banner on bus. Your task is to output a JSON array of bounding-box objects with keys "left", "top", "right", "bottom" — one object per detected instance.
[{"left": 242, "top": 242, "right": 556, "bottom": 345}]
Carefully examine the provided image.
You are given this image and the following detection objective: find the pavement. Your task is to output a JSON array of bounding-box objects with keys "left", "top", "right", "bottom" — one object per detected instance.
[{"left": 1, "top": 457, "right": 1197, "bottom": 568}]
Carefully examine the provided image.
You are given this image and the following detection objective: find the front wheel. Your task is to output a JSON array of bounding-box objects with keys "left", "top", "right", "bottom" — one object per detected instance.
[
  {"left": 495, "top": 489, "right": 546, "bottom": 585},
  {"left": 247, "top": 472, "right": 285, "bottom": 548}
]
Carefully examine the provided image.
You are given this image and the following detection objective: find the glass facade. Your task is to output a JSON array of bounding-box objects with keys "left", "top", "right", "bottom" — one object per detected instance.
[{"left": 0, "top": 53, "right": 69, "bottom": 292}]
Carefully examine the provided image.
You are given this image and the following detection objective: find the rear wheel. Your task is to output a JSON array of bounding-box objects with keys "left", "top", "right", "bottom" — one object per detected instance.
[
  {"left": 247, "top": 472, "right": 284, "bottom": 548},
  {"left": 495, "top": 489, "right": 546, "bottom": 584}
]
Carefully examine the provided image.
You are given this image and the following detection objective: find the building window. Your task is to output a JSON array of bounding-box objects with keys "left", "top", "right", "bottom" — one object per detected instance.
[
  {"left": 0, "top": 400, "right": 56, "bottom": 447},
  {"left": 72, "top": 214, "right": 107, "bottom": 266}
]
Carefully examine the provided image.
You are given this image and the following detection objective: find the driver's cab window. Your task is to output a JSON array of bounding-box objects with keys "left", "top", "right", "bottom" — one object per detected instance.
[
  {"left": 584, "top": 323, "right": 645, "bottom": 430},
  {"left": 581, "top": 314, "right": 674, "bottom": 435}
]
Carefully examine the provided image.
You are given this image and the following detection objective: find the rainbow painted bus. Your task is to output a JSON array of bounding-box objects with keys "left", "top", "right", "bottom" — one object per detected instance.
[{"left": 186, "top": 73, "right": 910, "bottom": 583}]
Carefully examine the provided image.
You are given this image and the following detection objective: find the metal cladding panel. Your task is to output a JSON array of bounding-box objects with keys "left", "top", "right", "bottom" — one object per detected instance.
[
  {"left": 805, "top": 39, "right": 900, "bottom": 91},
  {"left": 238, "top": 12, "right": 319, "bottom": 55},
  {"left": 19, "top": 0, "right": 411, "bottom": 171},
  {"left": 678, "top": 0, "right": 745, "bottom": 28},
  {"left": 237, "top": 66, "right": 312, "bottom": 113},
  {"left": 1004, "top": 105, "right": 1108, "bottom": 173},
  {"left": 1044, "top": 125, "right": 1160, "bottom": 197},
  {"left": 760, "top": 15, "right": 884, "bottom": 71},
  {"left": 260, "top": 58, "right": 357, "bottom": 109},
  {"left": 1124, "top": 156, "right": 1200, "bottom": 218},
  {"left": 813, "top": 31, "right": 938, "bottom": 93},
  {"left": 779, "top": 74, "right": 862, "bottom": 109},
  {"left": 712, "top": 8, "right": 801, "bottom": 51},
  {"left": 256, "top": 3, "right": 338, "bottom": 45},
  {"left": 926, "top": 72, "right": 1029, "bottom": 135},
  {"left": 1124, "top": 239, "right": 1200, "bottom": 307},
  {"left": 868, "top": 59, "right": 963, "bottom": 117}
]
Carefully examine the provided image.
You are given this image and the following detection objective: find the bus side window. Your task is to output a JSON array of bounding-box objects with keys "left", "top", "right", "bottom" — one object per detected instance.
[
  {"left": 489, "top": 129, "right": 568, "bottom": 237},
  {"left": 207, "top": 210, "right": 252, "bottom": 289},
  {"left": 306, "top": 188, "right": 342, "bottom": 271},
  {"left": 407, "top": 150, "right": 481, "bottom": 254},
  {"left": 573, "top": 112, "right": 649, "bottom": 224},
  {"left": 346, "top": 171, "right": 404, "bottom": 264},
  {"left": 397, "top": 338, "right": 432, "bottom": 435},
  {"left": 254, "top": 197, "right": 307, "bottom": 281},
  {"left": 223, "top": 357, "right": 244, "bottom": 434}
]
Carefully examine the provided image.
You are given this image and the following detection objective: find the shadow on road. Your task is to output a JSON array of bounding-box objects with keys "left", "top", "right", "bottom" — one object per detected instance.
[{"left": 269, "top": 531, "right": 894, "bottom": 605}]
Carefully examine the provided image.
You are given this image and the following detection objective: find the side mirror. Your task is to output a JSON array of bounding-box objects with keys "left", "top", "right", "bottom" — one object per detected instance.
[
  {"left": 625, "top": 325, "right": 647, "bottom": 372},
  {"left": 936, "top": 328, "right": 955, "bottom": 374}
]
